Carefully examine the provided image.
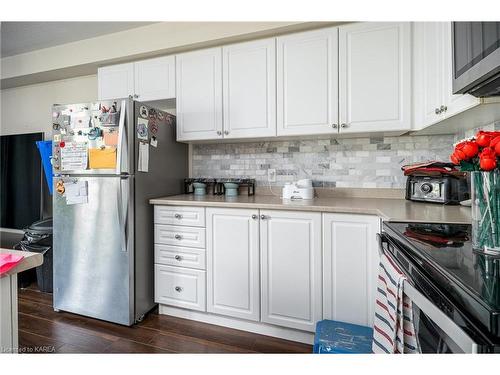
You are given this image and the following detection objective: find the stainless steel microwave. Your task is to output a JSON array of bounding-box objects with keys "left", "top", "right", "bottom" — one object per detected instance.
[{"left": 452, "top": 22, "right": 500, "bottom": 97}]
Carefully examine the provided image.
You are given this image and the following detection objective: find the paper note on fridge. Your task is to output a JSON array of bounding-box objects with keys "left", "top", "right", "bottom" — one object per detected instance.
[
  {"left": 65, "top": 181, "right": 88, "bottom": 205},
  {"left": 60, "top": 142, "right": 88, "bottom": 171},
  {"left": 138, "top": 142, "right": 149, "bottom": 172},
  {"left": 103, "top": 131, "right": 119, "bottom": 146},
  {"left": 89, "top": 148, "right": 117, "bottom": 169}
]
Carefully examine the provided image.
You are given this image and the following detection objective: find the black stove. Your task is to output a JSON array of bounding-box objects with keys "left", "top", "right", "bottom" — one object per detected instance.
[{"left": 382, "top": 221, "right": 500, "bottom": 351}]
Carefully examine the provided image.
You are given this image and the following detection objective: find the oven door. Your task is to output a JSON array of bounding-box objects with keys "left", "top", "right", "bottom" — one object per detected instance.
[
  {"left": 404, "top": 280, "right": 478, "bottom": 353},
  {"left": 377, "top": 233, "right": 479, "bottom": 353}
]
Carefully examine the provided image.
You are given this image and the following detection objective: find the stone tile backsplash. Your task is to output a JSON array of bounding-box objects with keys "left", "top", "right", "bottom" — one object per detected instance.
[{"left": 192, "top": 122, "right": 499, "bottom": 189}]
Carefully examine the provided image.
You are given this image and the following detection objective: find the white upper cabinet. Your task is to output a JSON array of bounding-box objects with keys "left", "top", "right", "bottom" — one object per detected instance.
[
  {"left": 413, "top": 22, "right": 480, "bottom": 131},
  {"left": 413, "top": 22, "right": 446, "bottom": 127},
  {"left": 206, "top": 208, "right": 260, "bottom": 321},
  {"left": 134, "top": 56, "right": 176, "bottom": 101},
  {"left": 98, "top": 57, "right": 175, "bottom": 101},
  {"left": 260, "top": 210, "right": 322, "bottom": 332},
  {"left": 176, "top": 48, "right": 223, "bottom": 141},
  {"left": 223, "top": 38, "right": 276, "bottom": 139},
  {"left": 322, "top": 213, "right": 380, "bottom": 327},
  {"left": 339, "top": 22, "right": 411, "bottom": 133},
  {"left": 98, "top": 63, "right": 135, "bottom": 100},
  {"left": 276, "top": 27, "right": 339, "bottom": 136}
]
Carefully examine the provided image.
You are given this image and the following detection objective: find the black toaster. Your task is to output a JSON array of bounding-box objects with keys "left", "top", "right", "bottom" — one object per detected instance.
[{"left": 405, "top": 175, "right": 470, "bottom": 204}]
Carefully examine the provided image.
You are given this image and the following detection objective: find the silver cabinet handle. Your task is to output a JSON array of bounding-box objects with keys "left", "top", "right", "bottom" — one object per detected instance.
[
  {"left": 174, "top": 213, "right": 182, "bottom": 219},
  {"left": 174, "top": 255, "right": 182, "bottom": 261},
  {"left": 260, "top": 214, "right": 267, "bottom": 220},
  {"left": 175, "top": 286, "right": 182, "bottom": 292},
  {"left": 331, "top": 124, "right": 338, "bottom": 129},
  {"left": 217, "top": 131, "right": 222, "bottom": 136},
  {"left": 174, "top": 234, "right": 182, "bottom": 240},
  {"left": 341, "top": 123, "right": 348, "bottom": 128},
  {"left": 224, "top": 130, "right": 229, "bottom": 135},
  {"left": 251, "top": 214, "right": 258, "bottom": 220}
]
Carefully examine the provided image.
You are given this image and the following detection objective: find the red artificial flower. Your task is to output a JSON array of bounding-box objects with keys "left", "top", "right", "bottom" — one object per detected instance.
[
  {"left": 461, "top": 141, "right": 479, "bottom": 158},
  {"left": 476, "top": 132, "right": 492, "bottom": 147},
  {"left": 480, "top": 157, "right": 497, "bottom": 171}
]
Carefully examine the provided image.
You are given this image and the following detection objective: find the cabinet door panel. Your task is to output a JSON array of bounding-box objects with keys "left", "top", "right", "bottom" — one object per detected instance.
[
  {"left": 206, "top": 208, "right": 260, "bottom": 321},
  {"left": 413, "top": 22, "right": 446, "bottom": 129},
  {"left": 134, "top": 56, "right": 175, "bottom": 101},
  {"left": 260, "top": 210, "right": 322, "bottom": 332},
  {"left": 223, "top": 39, "right": 276, "bottom": 138},
  {"left": 339, "top": 22, "right": 411, "bottom": 132},
  {"left": 176, "top": 48, "right": 223, "bottom": 141},
  {"left": 323, "top": 213, "right": 380, "bottom": 327},
  {"left": 277, "top": 27, "right": 339, "bottom": 136},
  {"left": 98, "top": 63, "right": 134, "bottom": 100}
]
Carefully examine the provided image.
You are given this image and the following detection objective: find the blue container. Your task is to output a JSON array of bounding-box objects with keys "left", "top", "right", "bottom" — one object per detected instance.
[
  {"left": 313, "top": 320, "right": 373, "bottom": 354},
  {"left": 36, "top": 141, "right": 53, "bottom": 195}
]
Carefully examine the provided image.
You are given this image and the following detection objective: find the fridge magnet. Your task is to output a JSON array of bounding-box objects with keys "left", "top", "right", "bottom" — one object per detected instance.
[
  {"left": 148, "top": 108, "right": 157, "bottom": 120},
  {"left": 56, "top": 180, "right": 65, "bottom": 195},
  {"left": 150, "top": 136, "right": 158, "bottom": 148},
  {"left": 157, "top": 111, "right": 165, "bottom": 121},
  {"left": 136, "top": 118, "right": 149, "bottom": 141},
  {"left": 150, "top": 121, "right": 159, "bottom": 135},
  {"left": 139, "top": 105, "right": 149, "bottom": 118}
]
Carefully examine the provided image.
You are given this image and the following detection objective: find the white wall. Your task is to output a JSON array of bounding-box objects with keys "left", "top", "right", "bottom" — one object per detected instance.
[{"left": 1, "top": 75, "right": 97, "bottom": 137}]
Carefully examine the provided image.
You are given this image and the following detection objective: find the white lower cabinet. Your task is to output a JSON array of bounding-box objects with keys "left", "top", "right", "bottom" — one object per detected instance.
[
  {"left": 260, "top": 210, "right": 322, "bottom": 332},
  {"left": 154, "top": 205, "right": 381, "bottom": 342},
  {"left": 206, "top": 208, "right": 260, "bottom": 321},
  {"left": 322, "top": 213, "right": 381, "bottom": 327},
  {"left": 155, "top": 264, "right": 206, "bottom": 311}
]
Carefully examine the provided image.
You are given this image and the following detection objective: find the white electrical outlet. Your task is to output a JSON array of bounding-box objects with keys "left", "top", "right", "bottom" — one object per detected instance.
[{"left": 267, "top": 168, "right": 276, "bottom": 182}]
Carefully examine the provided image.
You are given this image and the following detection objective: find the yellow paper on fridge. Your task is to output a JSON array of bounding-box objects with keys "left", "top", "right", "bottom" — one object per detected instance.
[{"left": 88, "top": 148, "right": 117, "bottom": 169}]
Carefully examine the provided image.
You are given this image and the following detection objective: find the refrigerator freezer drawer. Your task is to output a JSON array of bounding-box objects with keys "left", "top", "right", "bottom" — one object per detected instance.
[
  {"left": 154, "top": 224, "right": 206, "bottom": 249},
  {"left": 154, "top": 244, "right": 206, "bottom": 270},
  {"left": 154, "top": 264, "right": 206, "bottom": 311},
  {"left": 154, "top": 206, "right": 205, "bottom": 227}
]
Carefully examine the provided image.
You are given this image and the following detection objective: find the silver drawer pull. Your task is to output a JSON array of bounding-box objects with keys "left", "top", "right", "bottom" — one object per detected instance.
[
  {"left": 174, "top": 234, "right": 182, "bottom": 240},
  {"left": 175, "top": 286, "right": 182, "bottom": 292},
  {"left": 174, "top": 213, "right": 182, "bottom": 219},
  {"left": 174, "top": 255, "right": 182, "bottom": 261}
]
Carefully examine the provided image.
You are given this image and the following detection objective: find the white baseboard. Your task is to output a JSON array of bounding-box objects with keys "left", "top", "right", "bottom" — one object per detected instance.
[{"left": 159, "top": 305, "right": 314, "bottom": 345}]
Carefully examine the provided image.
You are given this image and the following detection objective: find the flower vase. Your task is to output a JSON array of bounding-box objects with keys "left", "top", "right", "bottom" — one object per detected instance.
[{"left": 471, "top": 170, "right": 500, "bottom": 255}]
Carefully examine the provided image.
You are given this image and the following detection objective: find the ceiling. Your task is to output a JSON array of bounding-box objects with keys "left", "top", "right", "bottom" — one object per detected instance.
[{"left": 0, "top": 22, "right": 155, "bottom": 57}]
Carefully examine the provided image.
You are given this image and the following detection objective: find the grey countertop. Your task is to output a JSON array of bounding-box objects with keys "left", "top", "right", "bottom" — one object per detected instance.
[
  {"left": 150, "top": 194, "right": 472, "bottom": 224},
  {"left": 0, "top": 248, "right": 43, "bottom": 277}
]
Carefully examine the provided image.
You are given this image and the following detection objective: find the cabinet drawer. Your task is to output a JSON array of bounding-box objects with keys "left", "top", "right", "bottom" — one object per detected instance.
[
  {"left": 154, "top": 206, "right": 205, "bottom": 227},
  {"left": 155, "top": 244, "right": 206, "bottom": 270},
  {"left": 155, "top": 264, "right": 206, "bottom": 311},
  {"left": 155, "top": 224, "right": 206, "bottom": 248}
]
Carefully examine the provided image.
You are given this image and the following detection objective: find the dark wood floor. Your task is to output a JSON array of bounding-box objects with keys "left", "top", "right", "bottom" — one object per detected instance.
[{"left": 17, "top": 285, "right": 312, "bottom": 354}]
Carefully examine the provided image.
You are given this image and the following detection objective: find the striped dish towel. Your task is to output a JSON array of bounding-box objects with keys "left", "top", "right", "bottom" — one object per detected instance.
[{"left": 372, "top": 253, "right": 420, "bottom": 354}]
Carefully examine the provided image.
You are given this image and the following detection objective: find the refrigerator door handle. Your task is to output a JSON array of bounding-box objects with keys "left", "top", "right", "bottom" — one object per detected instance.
[
  {"left": 117, "top": 177, "right": 129, "bottom": 252},
  {"left": 116, "top": 99, "right": 127, "bottom": 175}
]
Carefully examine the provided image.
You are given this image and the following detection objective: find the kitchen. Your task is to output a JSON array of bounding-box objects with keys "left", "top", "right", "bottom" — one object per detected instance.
[{"left": 1, "top": 3, "right": 500, "bottom": 373}]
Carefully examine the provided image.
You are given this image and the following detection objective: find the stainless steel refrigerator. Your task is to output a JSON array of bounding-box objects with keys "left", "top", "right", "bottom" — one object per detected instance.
[{"left": 51, "top": 99, "right": 187, "bottom": 325}]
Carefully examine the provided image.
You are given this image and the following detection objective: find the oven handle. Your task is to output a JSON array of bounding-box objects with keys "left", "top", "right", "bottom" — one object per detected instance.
[{"left": 376, "top": 232, "right": 478, "bottom": 353}]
